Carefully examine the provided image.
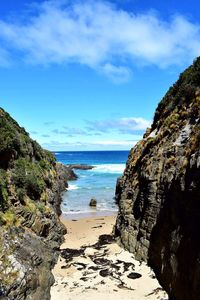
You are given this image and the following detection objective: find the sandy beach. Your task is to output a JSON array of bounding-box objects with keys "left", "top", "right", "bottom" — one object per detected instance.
[{"left": 51, "top": 213, "right": 168, "bottom": 300}]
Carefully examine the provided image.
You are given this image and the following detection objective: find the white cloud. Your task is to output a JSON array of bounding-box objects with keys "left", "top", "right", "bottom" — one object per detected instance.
[
  {"left": 0, "top": 1, "right": 199, "bottom": 81},
  {"left": 90, "top": 140, "right": 137, "bottom": 146},
  {"left": 52, "top": 127, "right": 87, "bottom": 135},
  {"left": 32, "top": 116, "right": 149, "bottom": 149},
  {"left": 43, "top": 121, "right": 55, "bottom": 126},
  {"left": 42, "top": 138, "right": 137, "bottom": 150},
  {"left": 102, "top": 63, "right": 131, "bottom": 83},
  {"left": 86, "top": 117, "right": 151, "bottom": 133},
  {"left": 62, "top": 126, "right": 87, "bottom": 135},
  {"left": 41, "top": 134, "right": 50, "bottom": 138}
]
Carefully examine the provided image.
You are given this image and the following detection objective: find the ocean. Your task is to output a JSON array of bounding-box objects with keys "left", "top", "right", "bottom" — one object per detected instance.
[{"left": 54, "top": 151, "right": 129, "bottom": 216}]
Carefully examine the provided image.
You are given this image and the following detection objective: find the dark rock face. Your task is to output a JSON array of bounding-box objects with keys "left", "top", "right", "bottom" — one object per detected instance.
[
  {"left": 54, "top": 163, "right": 77, "bottom": 215},
  {"left": 57, "top": 163, "right": 78, "bottom": 183},
  {"left": 114, "top": 58, "right": 200, "bottom": 300},
  {"left": 0, "top": 108, "right": 74, "bottom": 299},
  {"left": 0, "top": 229, "right": 57, "bottom": 300},
  {"left": 89, "top": 198, "right": 97, "bottom": 207},
  {"left": 68, "top": 164, "right": 94, "bottom": 170}
]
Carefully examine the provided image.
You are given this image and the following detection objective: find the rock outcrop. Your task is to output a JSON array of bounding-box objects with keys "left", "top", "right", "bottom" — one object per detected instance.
[
  {"left": 68, "top": 164, "right": 94, "bottom": 170},
  {"left": 89, "top": 198, "right": 97, "bottom": 207},
  {"left": 0, "top": 108, "right": 74, "bottom": 299},
  {"left": 114, "top": 58, "right": 200, "bottom": 300}
]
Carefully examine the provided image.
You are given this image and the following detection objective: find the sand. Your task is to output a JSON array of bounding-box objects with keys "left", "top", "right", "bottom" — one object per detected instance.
[{"left": 51, "top": 213, "right": 168, "bottom": 300}]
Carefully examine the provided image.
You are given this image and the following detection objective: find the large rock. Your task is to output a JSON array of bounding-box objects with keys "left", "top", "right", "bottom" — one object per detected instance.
[
  {"left": 68, "top": 164, "right": 94, "bottom": 170},
  {"left": 89, "top": 198, "right": 97, "bottom": 207},
  {"left": 114, "top": 58, "right": 200, "bottom": 300}
]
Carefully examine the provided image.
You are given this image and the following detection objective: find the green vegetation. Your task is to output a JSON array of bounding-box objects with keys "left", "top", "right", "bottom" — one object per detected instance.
[
  {"left": 153, "top": 57, "right": 200, "bottom": 130},
  {"left": 0, "top": 108, "right": 66, "bottom": 298},
  {"left": 0, "top": 107, "right": 58, "bottom": 229},
  {"left": 0, "top": 209, "right": 18, "bottom": 226},
  {"left": 0, "top": 108, "right": 55, "bottom": 169},
  {"left": 0, "top": 169, "right": 8, "bottom": 211},
  {"left": 36, "top": 202, "right": 46, "bottom": 214},
  {"left": 12, "top": 158, "right": 46, "bottom": 201}
]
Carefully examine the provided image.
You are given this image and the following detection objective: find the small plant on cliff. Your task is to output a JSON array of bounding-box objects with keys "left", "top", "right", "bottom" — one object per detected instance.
[{"left": 0, "top": 170, "right": 8, "bottom": 211}]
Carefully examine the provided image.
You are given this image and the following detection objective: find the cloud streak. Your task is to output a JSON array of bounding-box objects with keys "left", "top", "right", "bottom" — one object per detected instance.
[
  {"left": 38, "top": 116, "right": 150, "bottom": 142},
  {"left": 52, "top": 127, "right": 90, "bottom": 136},
  {"left": 0, "top": 1, "right": 199, "bottom": 81},
  {"left": 50, "top": 117, "right": 151, "bottom": 137},
  {"left": 42, "top": 139, "right": 137, "bottom": 150},
  {"left": 43, "top": 121, "right": 55, "bottom": 126},
  {"left": 39, "top": 116, "right": 148, "bottom": 150},
  {"left": 86, "top": 117, "right": 151, "bottom": 134}
]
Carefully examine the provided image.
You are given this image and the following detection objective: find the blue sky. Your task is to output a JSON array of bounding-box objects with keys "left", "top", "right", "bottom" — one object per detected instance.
[{"left": 0, "top": 0, "right": 200, "bottom": 151}]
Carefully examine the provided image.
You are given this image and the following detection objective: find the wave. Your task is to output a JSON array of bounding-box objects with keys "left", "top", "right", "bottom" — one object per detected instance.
[
  {"left": 91, "top": 164, "right": 125, "bottom": 174},
  {"left": 67, "top": 184, "right": 79, "bottom": 190},
  {"left": 62, "top": 208, "right": 118, "bottom": 214}
]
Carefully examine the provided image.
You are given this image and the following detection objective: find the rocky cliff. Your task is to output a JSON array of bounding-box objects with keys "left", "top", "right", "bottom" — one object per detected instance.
[
  {"left": 114, "top": 58, "right": 200, "bottom": 300},
  {"left": 0, "top": 108, "right": 75, "bottom": 299}
]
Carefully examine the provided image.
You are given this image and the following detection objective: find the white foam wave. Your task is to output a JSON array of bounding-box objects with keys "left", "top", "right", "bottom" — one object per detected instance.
[
  {"left": 67, "top": 184, "right": 79, "bottom": 190},
  {"left": 91, "top": 164, "right": 125, "bottom": 174},
  {"left": 62, "top": 208, "right": 118, "bottom": 215}
]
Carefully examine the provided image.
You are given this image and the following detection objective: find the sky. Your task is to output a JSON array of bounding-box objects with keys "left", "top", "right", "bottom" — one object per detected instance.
[{"left": 0, "top": 0, "right": 200, "bottom": 151}]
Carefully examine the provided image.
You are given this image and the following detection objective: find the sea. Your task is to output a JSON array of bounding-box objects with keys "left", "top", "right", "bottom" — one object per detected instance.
[{"left": 54, "top": 151, "right": 129, "bottom": 216}]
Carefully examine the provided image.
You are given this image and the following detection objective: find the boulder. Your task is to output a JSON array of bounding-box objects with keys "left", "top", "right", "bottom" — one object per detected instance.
[
  {"left": 68, "top": 164, "right": 94, "bottom": 170},
  {"left": 89, "top": 198, "right": 97, "bottom": 207}
]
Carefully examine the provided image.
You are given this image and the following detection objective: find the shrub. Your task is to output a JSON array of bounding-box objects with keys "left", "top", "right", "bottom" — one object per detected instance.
[
  {"left": 26, "top": 171, "right": 45, "bottom": 200},
  {"left": 1, "top": 210, "right": 17, "bottom": 226},
  {"left": 16, "top": 188, "right": 26, "bottom": 204},
  {"left": 43, "top": 150, "right": 56, "bottom": 164},
  {"left": 12, "top": 158, "right": 46, "bottom": 201},
  {"left": 0, "top": 170, "right": 8, "bottom": 211},
  {"left": 37, "top": 203, "right": 46, "bottom": 214}
]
